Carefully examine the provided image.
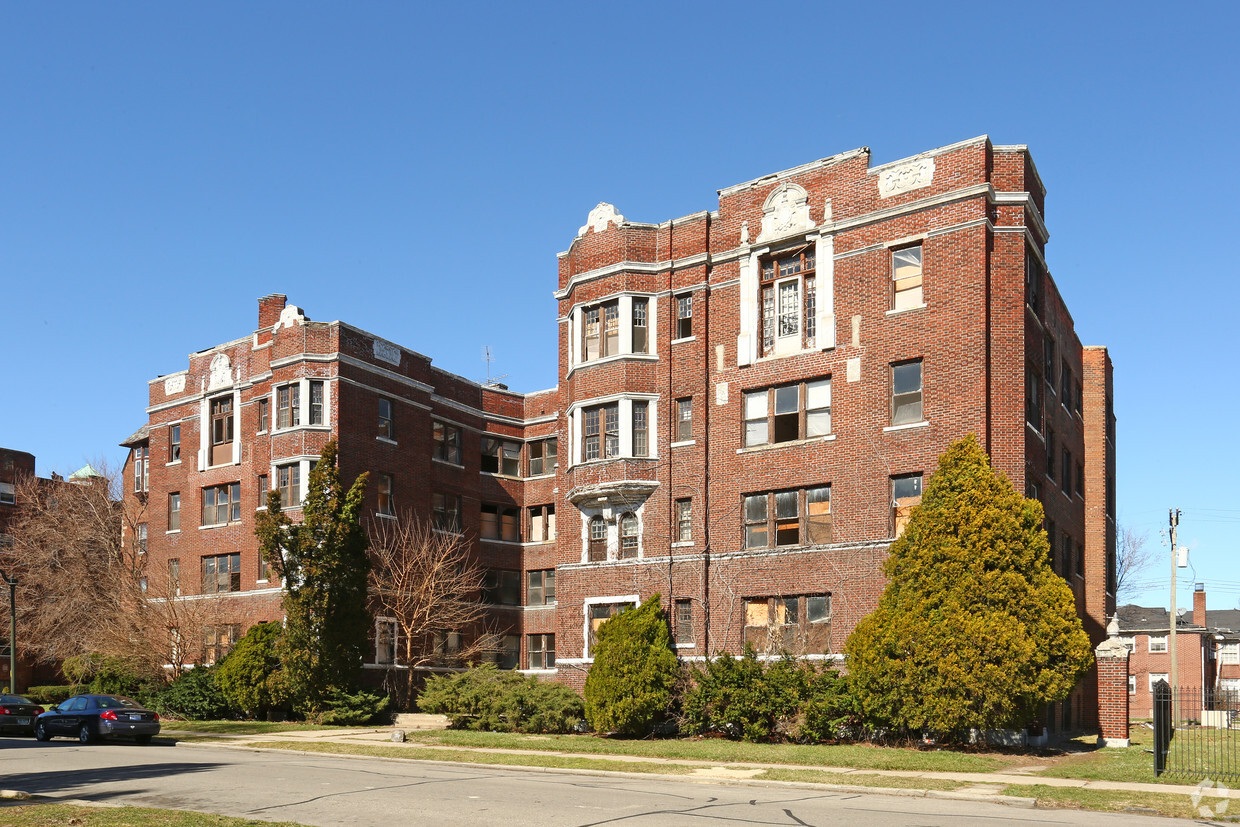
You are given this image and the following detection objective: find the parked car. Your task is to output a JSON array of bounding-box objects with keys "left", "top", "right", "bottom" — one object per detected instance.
[
  {"left": 35, "top": 695, "right": 160, "bottom": 744},
  {"left": 0, "top": 694, "right": 45, "bottom": 736}
]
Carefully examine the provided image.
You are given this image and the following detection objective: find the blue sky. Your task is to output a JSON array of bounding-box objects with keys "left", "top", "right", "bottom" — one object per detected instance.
[{"left": 3, "top": 2, "right": 1236, "bottom": 610}]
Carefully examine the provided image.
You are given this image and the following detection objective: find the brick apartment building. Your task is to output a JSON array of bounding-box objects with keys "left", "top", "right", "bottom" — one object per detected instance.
[
  {"left": 1119, "top": 587, "right": 1240, "bottom": 718},
  {"left": 121, "top": 136, "right": 1116, "bottom": 730}
]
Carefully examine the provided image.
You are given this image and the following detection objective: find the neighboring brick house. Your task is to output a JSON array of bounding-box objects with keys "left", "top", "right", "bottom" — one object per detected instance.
[
  {"left": 1119, "top": 589, "right": 1240, "bottom": 718},
  {"left": 122, "top": 136, "right": 1116, "bottom": 732}
]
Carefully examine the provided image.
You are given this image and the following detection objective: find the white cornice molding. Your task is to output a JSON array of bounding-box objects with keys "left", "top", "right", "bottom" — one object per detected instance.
[
  {"left": 336, "top": 353, "right": 435, "bottom": 394},
  {"left": 553, "top": 252, "right": 711, "bottom": 301},
  {"left": 718, "top": 147, "right": 870, "bottom": 197}
]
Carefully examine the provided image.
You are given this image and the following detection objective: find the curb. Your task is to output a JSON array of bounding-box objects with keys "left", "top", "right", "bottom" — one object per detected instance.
[
  {"left": 0, "top": 790, "right": 32, "bottom": 800},
  {"left": 175, "top": 740, "right": 1037, "bottom": 810}
]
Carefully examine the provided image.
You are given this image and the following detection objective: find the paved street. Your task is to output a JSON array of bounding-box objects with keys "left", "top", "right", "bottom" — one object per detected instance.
[{"left": 0, "top": 737, "right": 1213, "bottom": 826}]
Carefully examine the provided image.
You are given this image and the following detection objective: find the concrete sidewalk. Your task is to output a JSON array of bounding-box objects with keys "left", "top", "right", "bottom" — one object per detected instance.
[{"left": 163, "top": 725, "right": 1240, "bottom": 807}]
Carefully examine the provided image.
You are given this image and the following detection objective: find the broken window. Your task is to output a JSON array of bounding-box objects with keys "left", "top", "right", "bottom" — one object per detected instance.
[
  {"left": 891, "top": 473, "right": 922, "bottom": 537},
  {"left": 743, "top": 378, "right": 830, "bottom": 447},
  {"left": 744, "top": 594, "right": 831, "bottom": 655}
]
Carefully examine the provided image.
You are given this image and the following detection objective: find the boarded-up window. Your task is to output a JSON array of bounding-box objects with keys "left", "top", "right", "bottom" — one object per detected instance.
[
  {"left": 744, "top": 594, "right": 831, "bottom": 655},
  {"left": 806, "top": 486, "right": 831, "bottom": 544}
]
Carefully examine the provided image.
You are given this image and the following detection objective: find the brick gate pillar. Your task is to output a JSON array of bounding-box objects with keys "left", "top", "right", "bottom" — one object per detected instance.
[{"left": 1095, "top": 616, "right": 1131, "bottom": 747}]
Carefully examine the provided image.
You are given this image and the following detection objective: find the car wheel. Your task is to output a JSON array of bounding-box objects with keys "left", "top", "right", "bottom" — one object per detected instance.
[
  {"left": 34, "top": 722, "right": 50, "bottom": 742},
  {"left": 78, "top": 723, "right": 95, "bottom": 744},
  {"left": 135, "top": 734, "right": 152, "bottom": 745}
]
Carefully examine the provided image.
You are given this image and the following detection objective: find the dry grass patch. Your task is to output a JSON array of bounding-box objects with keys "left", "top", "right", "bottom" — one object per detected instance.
[{"left": 0, "top": 802, "right": 303, "bottom": 827}]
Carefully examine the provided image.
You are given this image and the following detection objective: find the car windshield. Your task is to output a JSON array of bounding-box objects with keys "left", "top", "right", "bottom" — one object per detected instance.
[
  {"left": 0, "top": 695, "right": 32, "bottom": 704},
  {"left": 95, "top": 696, "right": 141, "bottom": 710}
]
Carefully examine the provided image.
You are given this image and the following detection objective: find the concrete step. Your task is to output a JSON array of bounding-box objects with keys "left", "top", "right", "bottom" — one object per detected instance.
[{"left": 391, "top": 713, "right": 449, "bottom": 730}]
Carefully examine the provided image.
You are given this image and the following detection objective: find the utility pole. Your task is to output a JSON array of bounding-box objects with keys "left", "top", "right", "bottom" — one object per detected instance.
[
  {"left": 0, "top": 567, "right": 14, "bottom": 694},
  {"left": 1169, "top": 509, "right": 1180, "bottom": 712}
]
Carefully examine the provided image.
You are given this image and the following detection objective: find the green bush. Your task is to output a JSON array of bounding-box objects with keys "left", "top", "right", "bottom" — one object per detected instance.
[
  {"left": 22, "top": 685, "right": 78, "bottom": 705},
  {"left": 583, "top": 595, "right": 679, "bottom": 736},
  {"left": 61, "top": 654, "right": 163, "bottom": 698},
  {"left": 317, "top": 688, "right": 391, "bottom": 725},
  {"left": 418, "top": 664, "right": 583, "bottom": 733},
  {"left": 682, "top": 649, "right": 854, "bottom": 743},
  {"left": 216, "top": 621, "right": 289, "bottom": 719},
  {"left": 154, "top": 666, "right": 236, "bottom": 720}
]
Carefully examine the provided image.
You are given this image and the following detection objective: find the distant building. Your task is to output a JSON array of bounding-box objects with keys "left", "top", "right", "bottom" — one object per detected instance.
[
  {"left": 1119, "top": 587, "right": 1240, "bottom": 717},
  {"left": 121, "top": 136, "right": 1116, "bottom": 732}
]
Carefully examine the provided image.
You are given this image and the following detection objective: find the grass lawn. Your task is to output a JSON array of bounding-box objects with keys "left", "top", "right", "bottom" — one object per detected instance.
[
  {"left": 0, "top": 802, "right": 304, "bottom": 827},
  {"left": 398, "top": 729, "right": 1015, "bottom": 773},
  {"left": 1001, "top": 784, "right": 1226, "bottom": 820},
  {"left": 1034, "top": 728, "right": 1240, "bottom": 786}
]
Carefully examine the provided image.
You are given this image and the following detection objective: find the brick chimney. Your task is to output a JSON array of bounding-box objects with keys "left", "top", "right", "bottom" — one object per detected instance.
[
  {"left": 258, "top": 294, "right": 288, "bottom": 330},
  {"left": 1194, "top": 584, "right": 1207, "bottom": 627}
]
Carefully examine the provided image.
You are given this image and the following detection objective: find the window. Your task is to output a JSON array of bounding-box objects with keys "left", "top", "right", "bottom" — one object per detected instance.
[
  {"left": 633, "top": 401, "right": 649, "bottom": 457},
  {"left": 1076, "top": 462, "right": 1084, "bottom": 498},
  {"left": 1221, "top": 643, "right": 1240, "bottom": 664},
  {"left": 378, "top": 397, "right": 393, "bottom": 440},
  {"left": 308, "top": 380, "right": 324, "bottom": 425},
  {"left": 0, "top": 482, "right": 12, "bottom": 505},
  {"left": 588, "top": 515, "right": 607, "bottom": 561},
  {"left": 743, "top": 486, "right": 831, "bottom": 549},
  {"left": 169, "top": 424, "right": 181, "bottom": 462},
  {"left": 133, "top": 445, "right": 148, "bottom": 493},
  {"left": 1149, "top": 673, "right": 1169, "bottom": 692},
  {"left": 0, "top": 533, "right": 11, "bottom": 550},
  {"left": 676, "top": 499, "right": 692, "bottom": 543},
  {"left": 759, "top": 248, "right": 815, "bottom": 355},
  {"left": 432, "top": 421, "right": 463, "bottom": 465},
  {"left": 1074, "top": 380, "right": 1083, "bottom": 417},
  {"left": 1043, "top": 336, "right": 1056, "bottom": 392},
  {"left": 528, "top": 569, "right": 556, "bottom": 605},
  {"left": 1060, "top": 448, "right": 1072, "bottom": 495},
  {"left": 210, "top": 396, "right": 234, "bottom": 465},
  {"left": 528, "top": 634, "right": 555, "bottom": 669},
  {"left": 202, "top": 624, "right": 240, "bottom": 665},
  {"left": 135, "top": 523, "right": 147, "bottom": 555},
  {"left": 277, "top": 464, "right": 301, "bottom": 509},
  {"left": 377, "top": 473, "right": 394, "bottom": 516},
  {"left": 676, "top": 293, "right": 693, "bottom": 339},
  {"left": 1149, "top": 635, "right": 1168, "bottom": 653},
  {"left": 433, "top": 631, "right": 464, "bottom": 666},
  {"left": 891, "top": 361, "right": 923, "bottom": 425},
  {"left": 588, "top": 602, "right": 634, "bottom": 651},
  {"left": 481, "top": 437, "right": 521, "bottom": 476},
  {"left": 1128, "top": 676, "right": 1136, "bottom": 695},
  {"left": 892, "top": 245, "right": 923, "bottom": 310},
  {"left": 743, "top": 378, "right": 830, "bottom": 447},
  {"left": 277, "top": 384, "right": 300, "bottom": 429},
  {"left": 620, "top": 512, "right": 639, "bottom": 558},
  {"left": 892, "top": 474, "right": 922, "bottom": 537},
  {"left": 257, "top": 474, "right": 268, "bottom": 507},
  {"left": 257, "top": 398, "right": 269, "bottom": 432},
  {"left": 202, "top": 482, "right": 242, "bottom": 526},
  {"left": 1221, "top": 678, "right": 1240, "bottom": 700},
  {"left": 744, "top": 594, "right": 831, "bottom": 655},
  {"left": 1046, "top": 427, "right": 1056, "bottom": 480},
  {"left": 481, "top": 570, "right": 521, "bottom": 605},
  {"left": 168, "top": 493, "right": 180, "bottom": 531},
  {"left": 675, "top": 398, "right": 693, "bottom": 442},
  {"left": 528, "top": 437, "right": 557, "bottom": 475},
  {"left": 632, "top": 298, "right": 648, "bottom": 353},
  {"left": 1025, "top": 248, "right": 1043, "bottom": 314},
  {"left": 432, "top": 492, "right": 461, "bottom": 532},
  {"left": 375, "top": 618, "right": 397, "bottom": 665},
  {"left": 1026, "top": 367, "right": 1043, "bottom": 431},
  {"left": 201, "top": 553, "right": 241, "bottom": 594},
  {"left": 675, "top": 599, "right": 692, "bottom": 644},
  {"left": 529, "top": 504, "right": 556, "bottom": 542},
  {"left": 168, "top": 559, "right": 180, "bottom": 594},
  {"left": 1061, "top": 361, "right": 1072, "bottom": 407},
  {"left": 583, "top": 403, "right": 619, "bottom": 461},
  {"left": 1119, "top": 636, "right": 1136, "bottom": 653},
  {"left": 481, "top": 504, "right": 520, "bottom": 542}
]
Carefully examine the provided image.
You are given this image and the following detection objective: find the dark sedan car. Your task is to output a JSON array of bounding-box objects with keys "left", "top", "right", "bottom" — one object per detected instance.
[
  {"left": 0, "top": 694, "right": 45, "bottom": 736},
  {"left": 35, "top": 694, "right": 160, "bottom": 744}
]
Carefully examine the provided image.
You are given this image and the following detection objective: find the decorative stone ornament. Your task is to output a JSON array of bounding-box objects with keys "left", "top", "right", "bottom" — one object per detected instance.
[
  {"left": 878, "top": 158, "right": 934, "bottom": 198},
  {"left": 373, "top": 339, "right": 401, "bottom": 366},
  {"left": 758, "top": 183, "right": 813, "bottom": 243},
  {"left": 577, "top": 203, "right": 625, "bottom": 238},
  {"left": 273, "top": 304, "right": 307, "bottom": 332},
  {"left": 164, "top": 374, "right": 186, "bottom": 395},
  {"left": 208, "top": 353, "right": 232, "bottom": 390}
]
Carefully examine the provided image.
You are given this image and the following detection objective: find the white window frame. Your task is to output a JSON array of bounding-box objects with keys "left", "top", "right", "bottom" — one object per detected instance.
[
  {"left": 569, "top": 293, "right": 659, "bottom": 368},
  {"left": 582, "top": 594, "right": 638, "bottom": 660},
  {"left": 1149, "top": 635, "right": 1168, "bottom": 653},
  {"left": 1149, "top": 672, "right": 1169, "bottom": 692},
  {"left": 1128, "top": 675, "right": 1136, "bottom": 695},
  {"left": 374, "top": 616, "right": 398, "bottom": 665},
  {"left": 0, "top": 482, "right": 13, "bottom": 505},
  {"left": 567, "top": 394, "right": 660, "bottom": 467},
  {"left": 1221, "top": 642, "right": 1240, "bottom": 664}
]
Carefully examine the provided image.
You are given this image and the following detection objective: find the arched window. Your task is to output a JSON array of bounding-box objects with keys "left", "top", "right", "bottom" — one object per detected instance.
[
  {"left": 588, "top": 515, "right": 607, "bottom": 562},
  {"left": 620, "top": 512, "right": 638, "bottom": 559}
]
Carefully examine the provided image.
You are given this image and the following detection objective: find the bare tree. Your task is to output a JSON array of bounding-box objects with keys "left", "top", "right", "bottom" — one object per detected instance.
[
  {"left": 3, "top": 465, "right": 222, "bottom": 681},
  {"left": 1115, "top": 524, "right": 1154, "bottom": 602},
  {"left": 366, "top": 517, "right": 490, "bottom": 707}
]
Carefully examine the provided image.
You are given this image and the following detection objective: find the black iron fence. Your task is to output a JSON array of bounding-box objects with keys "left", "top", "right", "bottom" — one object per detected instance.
[{"left": 1153, "top": 681, "right": 1240, "bottom": 781}]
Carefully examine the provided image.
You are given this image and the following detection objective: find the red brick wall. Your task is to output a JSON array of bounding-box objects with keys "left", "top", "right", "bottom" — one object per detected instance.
[{"left": 1097, "top": 651, "right": 1130, "bottom": 742}]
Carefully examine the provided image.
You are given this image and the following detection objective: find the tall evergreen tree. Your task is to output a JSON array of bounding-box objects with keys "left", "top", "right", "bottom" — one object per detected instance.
[
  {"left": 583, "top": 595, "right": 679, "bottom": 736},
  {"left": 845, "top": 435, "right": 1091, "bottom": 737},
  {"left": 255, "top": 440, "right": 370, "bottom": 714}
]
